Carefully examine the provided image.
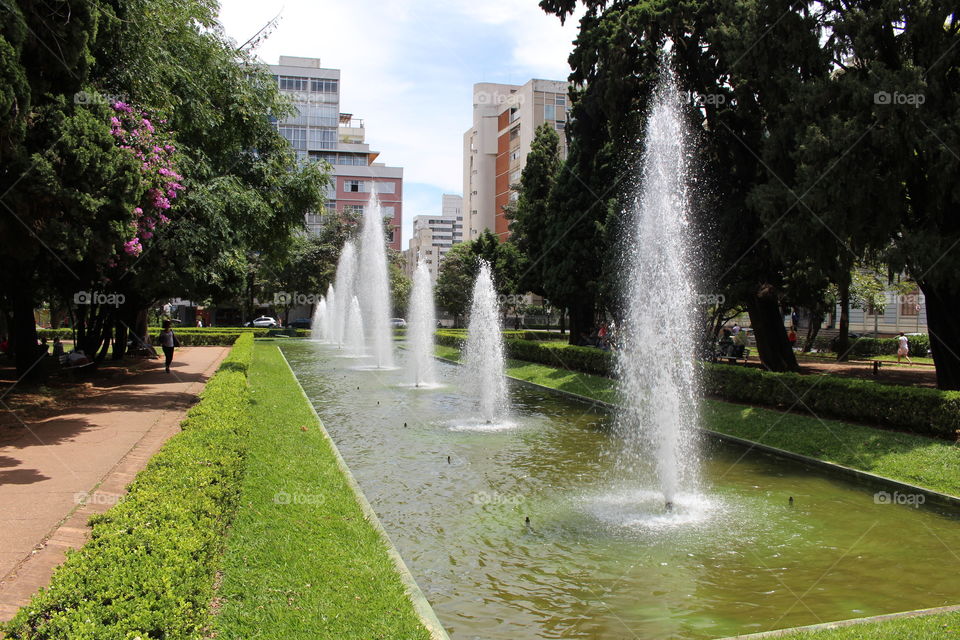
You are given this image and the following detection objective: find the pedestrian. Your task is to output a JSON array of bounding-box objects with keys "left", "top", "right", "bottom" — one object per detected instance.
[
  {"left": 158, "top": 320, "right": 180, "bottom": 373},
  {"left": 52, "top": 336, "right": 65, "bottom": 358},
  {"left": 896, "top": 332, "right": 912, "bottom": 365},
  {"left": 787, "top": 327, "right": 798, "bottom": 348},
  {"left": 731, "top": 322, "right": 741, "bottom": 336}
]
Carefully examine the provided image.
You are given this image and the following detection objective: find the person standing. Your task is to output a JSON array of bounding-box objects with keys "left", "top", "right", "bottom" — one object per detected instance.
[
  {"left": 896, "top": 332, "right": 912, "bottom": 365},
  {"left": 158, "top": 320, "right": 179, "bottom": 373}
]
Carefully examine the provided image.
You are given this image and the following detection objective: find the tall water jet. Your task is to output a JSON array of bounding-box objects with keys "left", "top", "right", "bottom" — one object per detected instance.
[
  {"left": 356, "top": 190, "right": 394, "bottom": 368},
  {"left": 311, "top": 297, "right": 328, "bottom": 341},
  {"left": 345, "top": 295, "right": 366, "bottom": 357},
  {"left": 616, "top": 62, "right": 700, "bottom": 506},
  {"left": 463, "top": 261, "right": 508, "bottom": 423},
  {"left": 407, "top": 259, "right": 437, "bottom": 387},
  {"left": 333, "top": 241, "right": 358, "bottom": 347},
  {"left": 324, "top": 284, "right": 336, "bottom": 341}
]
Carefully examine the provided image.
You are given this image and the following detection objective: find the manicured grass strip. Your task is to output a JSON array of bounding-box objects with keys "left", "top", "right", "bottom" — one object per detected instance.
[
  {"left": 212, "top": 341, "right": 432, "bottom": 640},
  {"left": 4, "top": 333, "right": 254, "bottom": 639},
  {"left": 774, "top": 609, "right": 960, "bottom": 639}
]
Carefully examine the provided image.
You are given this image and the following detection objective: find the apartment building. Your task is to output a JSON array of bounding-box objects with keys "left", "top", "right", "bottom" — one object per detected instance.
[
  {"left": 403, "top": 194, "right": 464, "bottom": 282},
  {"left": 462, "top": 79, "right": 570, "bottom": 240},
  {"left": 270, "top": 56, "right": 402, "bottom": 249}
]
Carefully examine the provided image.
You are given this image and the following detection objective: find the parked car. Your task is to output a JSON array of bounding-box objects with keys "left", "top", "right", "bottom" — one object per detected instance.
[
  {"left": 248, "top": 316, "right": 279, "bottom": 328},
  {"left": 390, "top": 318, "right": 407, "bottom": 328}
]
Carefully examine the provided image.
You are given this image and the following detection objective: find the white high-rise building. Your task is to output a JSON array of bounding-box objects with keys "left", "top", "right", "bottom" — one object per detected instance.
[
  {"left": 270, "top": 56, "right": 403, "bottom": 249},
  {"left": 463, "top": 79, "right": 570, "bottom": 241},
  {"left": 403, "top": 194, "right": 464, "bottom": 282}
]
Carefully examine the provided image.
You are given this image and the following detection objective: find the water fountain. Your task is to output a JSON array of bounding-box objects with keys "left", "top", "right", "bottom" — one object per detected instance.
[
  {"left": 345, "top": 295, "right": 366, "bottom": 357},
  {"left": 356, "top": 190, "right": 394, "bottom": 368},
  {"left": 616, "top": 63, "right": 700, "bottom": 507},
  {"left": 332, "top": 241, "right": 357, "bottom": 348},
  {"left": 407, "top": 258, "right": 437, "bottom": 387},
  {"left": 310, "top": 297, "right": 328, "bottom": 341},
  {"left": 324, "top": 284, "right": 336, "bottom": 340},
  {"left": 462, "top": 261, "right": 508, "bottom": 425}
]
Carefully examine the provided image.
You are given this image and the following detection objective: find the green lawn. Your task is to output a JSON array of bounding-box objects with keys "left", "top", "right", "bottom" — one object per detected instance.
[
  {"left": 436, "top": 342, "right": 960, "bottom": 639},
  {"left": 213, "top": 341, "right": 431, "bottom": 640}
]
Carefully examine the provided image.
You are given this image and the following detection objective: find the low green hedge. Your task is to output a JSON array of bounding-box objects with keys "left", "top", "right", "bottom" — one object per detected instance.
[
  {"left": 703, "top": 363, "right": 959, "bottom": 438},
  {"left": 4, "top": 333, "right": 254, "bottom": 639},
  {"left": 810, "top": 334, "right": 930, "bottom": 357},
  {"left": 149, "top": 331, "right": 241, "bottom": 346},
  {"left": 436, "top": 331, "right": 958, "bottom": 438}
]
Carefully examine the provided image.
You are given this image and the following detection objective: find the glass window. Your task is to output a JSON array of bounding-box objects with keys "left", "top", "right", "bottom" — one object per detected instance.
[
  {"left": 344, "top": 204, "right": 364, "bottom": 214},
  {"left": 278, "top": 75, "right": 309, "bottom": 91},
  {"left": 544, "top": 104, "right": 556, "bottom": 121},
  {"left": 310, "top": 78, "right": 339, "bottom": 93},
  {"left": 383, "top": 206, "right": 395, "bottom": 216},
  {"left": 278, "top": 126, "right": 307, "bottom": 150},
  {"left": 308, "top": 128, "right": 337, "bottom": 150},
  {"left": 555, "top": 95, "right": 566, "bottom": 105},
  {"left": 376, "top": 182, "right": 396, "bottom": 194}
]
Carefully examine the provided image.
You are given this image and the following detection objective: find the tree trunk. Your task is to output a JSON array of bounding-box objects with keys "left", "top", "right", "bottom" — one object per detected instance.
[
  {"left": 12, "top": 288, "right": 40, "bottom": 379},
  {"left": 747, "top": 288, "right": 798, "bottom": 372},
  {"left": 920, "top": 282, "right": 960, "bottom": 391},
  {"left": 837, "top": 278, "right": 851, "bottom": 361},
  {"left": 802, "top": 312, "right": 823, "bottom": 352},
  {"left": 566, "top": 301, "right": 594, "bottom": 346},
  {"left": 559, "top": 309, "right": 566, "bottom": 335}
]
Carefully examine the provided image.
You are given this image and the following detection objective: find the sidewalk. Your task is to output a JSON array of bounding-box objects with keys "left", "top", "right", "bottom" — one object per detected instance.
[{"left": 0, "top": 346, "right": 229, "bottom": 621}]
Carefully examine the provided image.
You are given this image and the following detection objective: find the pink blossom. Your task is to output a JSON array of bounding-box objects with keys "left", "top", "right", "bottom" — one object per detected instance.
[
  {"left": 112, "top": 101, "right": 131, "bottom": 113},
  {"left": 140, "top": 230, "right": 153, "bottom": 240},
  {"left": 123, "top": 238, "right": 142, "bottom": 256},
  {"left": 159, "top": 214, "right": 170, "bottom": 224}
]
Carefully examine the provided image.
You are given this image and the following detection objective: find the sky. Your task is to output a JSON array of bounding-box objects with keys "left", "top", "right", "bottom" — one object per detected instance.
[{"left": 216, "top": 0, "right": 582, "bottom": 247}]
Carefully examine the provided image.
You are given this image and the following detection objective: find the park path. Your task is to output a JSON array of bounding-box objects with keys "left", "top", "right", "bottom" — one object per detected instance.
[{"left": 0, "top": 346, "right": 229, "bottom": 621}]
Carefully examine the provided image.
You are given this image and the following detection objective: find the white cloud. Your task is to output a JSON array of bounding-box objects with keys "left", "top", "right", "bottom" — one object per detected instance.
[{"left": 217, "top": 0, "right": 580, "bottom": 244}]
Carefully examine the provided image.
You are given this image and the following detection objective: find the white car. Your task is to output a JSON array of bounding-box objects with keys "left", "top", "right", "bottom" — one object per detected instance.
[
  {"left": 251, "top": 316, "right": 279, "bottom": 328},
  {"left": 390, "top": 318, "right": 407, "bottom": 328}
]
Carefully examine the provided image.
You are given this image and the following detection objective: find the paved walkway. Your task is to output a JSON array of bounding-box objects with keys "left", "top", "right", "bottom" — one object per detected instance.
[{"left": 0, "top": 346, "right": 229, "bottom": 621}]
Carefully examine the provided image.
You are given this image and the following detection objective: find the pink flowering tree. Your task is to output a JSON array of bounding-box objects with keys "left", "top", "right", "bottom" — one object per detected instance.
[{"left": 109, "top": 101, "right": 184, "bottom": 260}]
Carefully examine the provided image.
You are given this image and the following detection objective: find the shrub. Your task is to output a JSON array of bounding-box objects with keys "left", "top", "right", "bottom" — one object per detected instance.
[
  {"left": 3, "top": 333, "right": 254, "bottom": 639},
  {"left": 702, "top": 362, "right": 958, "bottom": 438},
  {"left": 148, "top": 331, "right": 241, "bottom": 346}
]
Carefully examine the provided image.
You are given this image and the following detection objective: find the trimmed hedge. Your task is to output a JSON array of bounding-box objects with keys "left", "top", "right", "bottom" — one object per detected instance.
[
  {"left": 703, "top": 363, "right": 959, "bottom": 438},
  {"left": 35, "top": 327, "right": 310, "bottom": 346},
  {"left": 810, "top": 334, "right": 930, "bottom": 357},
  {"left": 3, "top": 333, "right": 254, "bottom": 639},
  {"left": 149, "top": 331, "right": 241, "bottom": 346},
  {"left": 435, "top": 331, "right": 959, "bottom": 438}
]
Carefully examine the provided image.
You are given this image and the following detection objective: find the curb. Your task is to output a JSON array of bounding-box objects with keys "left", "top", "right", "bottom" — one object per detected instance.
[{"left": 279, "top": 349, "right": 451, "bottom": 640}]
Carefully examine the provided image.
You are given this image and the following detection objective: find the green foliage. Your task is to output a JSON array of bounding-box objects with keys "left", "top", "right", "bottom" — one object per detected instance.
[
  {"left": 703, "top": 363, "right": 958, "bottom": 438},
  {"left": 435, "top": 232, "right": 524, "bottom": 319},
  {"left": 3, "top": 333, "right": 253, "bottom": 638},
  {"left": 389, "top": 261, "right": 412, "bottom": 317}
]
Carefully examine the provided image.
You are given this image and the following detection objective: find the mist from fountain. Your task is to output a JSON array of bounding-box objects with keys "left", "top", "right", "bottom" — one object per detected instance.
[
  {"left": 311, "top": 297, "right": 328, "bottom": 341},
  {"left": 615, "top": 62, "right": 700, "bottom": 507},
  {"left": 356, "top": 190, "right": 394, "bottom": 368},
  {"left": 324, "top": 284, "right": 336, "bottom": 340},
  {"left": 332, "top": 241, "right": 357, "bottom": 348},
  {"left": 407, "top": 259, "right": 437, "bottom": 387},
  {"left": 345, "top": 295, "right": 366, "bottom": 357},
  {"left": 462, "top": 261, "right": 508, "bottom": 424}
]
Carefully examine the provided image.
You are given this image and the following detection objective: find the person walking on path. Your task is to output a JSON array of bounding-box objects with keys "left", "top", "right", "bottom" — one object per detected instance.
[
  {"left": 158, "top": 320, "right": 180, "bottom": 373},
  {"left": 897, "top": 332, "right": 912, "bottom": 365}
]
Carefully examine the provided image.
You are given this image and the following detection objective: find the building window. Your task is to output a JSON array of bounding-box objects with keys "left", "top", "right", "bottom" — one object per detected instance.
[
  {"left": 278, "top": 126, "right": 307, "bottom": 151},
  {"left": 510, "top": 169, "right": 521, "bottom": 182},
  {"left": 344, "top": 204, "right": 364, "bottom": 215},
  {"left": 278, "top": 75, "right": 309, "bottom": 91},
  {"left": 555, "top": 95, "right": 566, "bottom": 106},
  {"left": 345, "top": 180, "right": 366, "bottom": 193},
  {"left": 383, "top": 206, "right": 395, "bottom": 217},
  {"left": 510, "top": 150, "right": 520, "bottom": 161},
  {"left": 509, "top": 126, "right": 520, "bottom": 140},
  {"left": 310, "top": 78, "right": 339, "bottom": 93},
  {"left": 544, "top": 104, "right": 557, "bottom": 121},
  {"left": 509, "top": 107, "right": 520, "bottom": 123},
  {"left": 308, "top": 128, "right": 337, "bottom": 150},
  {"left": 376, "top": 182, "right": 396, "bottom": 194}
]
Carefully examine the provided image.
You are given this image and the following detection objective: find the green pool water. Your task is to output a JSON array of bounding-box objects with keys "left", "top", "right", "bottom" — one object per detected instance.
[{"left": 282, "top": 341, "right": 960, "bottom": 639}]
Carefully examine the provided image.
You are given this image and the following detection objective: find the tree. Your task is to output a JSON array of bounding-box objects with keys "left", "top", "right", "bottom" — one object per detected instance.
[
  {"left": 435, "top": 242, "right": 475, "bottom": 324},
  {"left": 435, "top": 232, "right": 524, "bottom": 324},
  {"left": 507, "top": 123, "right": 561, "bottom": 298},
  {"left": 540, "top": 0, "right": 829, "bottom": 368}
]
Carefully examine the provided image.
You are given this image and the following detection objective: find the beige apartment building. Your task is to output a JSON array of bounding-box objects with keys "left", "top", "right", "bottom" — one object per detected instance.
[
  {"left": 462, "top": 79, "right": 570, "bottom": 240},
  {"left": 403, "top": 194, "right": 464, "bottom": 282}
]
